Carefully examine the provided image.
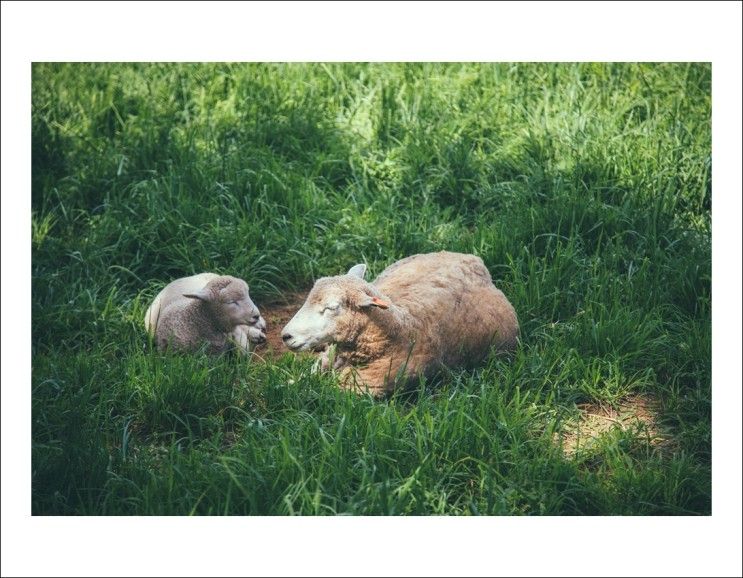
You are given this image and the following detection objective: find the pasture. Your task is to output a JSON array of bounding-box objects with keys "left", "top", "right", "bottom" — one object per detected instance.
[{"left": 32, "top": 62, "right": 711, "bottom": 515}]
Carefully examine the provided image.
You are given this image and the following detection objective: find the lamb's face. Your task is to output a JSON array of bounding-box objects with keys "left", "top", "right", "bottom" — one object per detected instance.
[
  {"left": 281, "top": 278, "right": 348, "bottom": 352},
  {"left": 212, "top": 278, "right": 261, "bottom": 328},
  {"left": 185, "top": 276, "right": 262, "bottom": 331}
]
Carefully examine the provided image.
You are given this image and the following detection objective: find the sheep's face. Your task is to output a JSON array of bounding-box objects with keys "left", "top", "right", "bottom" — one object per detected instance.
[
  {"left": 184, "top": 276, "right": 262, "bottom": 331},
  {"left": 281, "top": 280, "right": 347, "bottom": 352},
  {"left": 282, "top": 264, "right": 389, "bottom": 352}
]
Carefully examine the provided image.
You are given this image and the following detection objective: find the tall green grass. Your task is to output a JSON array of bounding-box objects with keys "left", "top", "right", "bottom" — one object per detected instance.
[{"left": 32, "top": 63, "right": 711, "bottom": 515}]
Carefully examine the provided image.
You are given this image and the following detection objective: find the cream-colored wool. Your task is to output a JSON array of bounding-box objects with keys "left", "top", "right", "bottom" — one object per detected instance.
[
  {"left": 282, "top": 251, "right": 519, "bottom": 395},
  {"left": 145, "top": 273, "right": 266, "bottom": 355}
]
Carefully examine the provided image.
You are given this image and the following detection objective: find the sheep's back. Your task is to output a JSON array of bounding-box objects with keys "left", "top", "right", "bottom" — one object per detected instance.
[
  {"left": 373, "top": 251, "right": 518, "bottom": 364},
  {"left": 373, "top": 251, "right": 493, "bottom": 304}
]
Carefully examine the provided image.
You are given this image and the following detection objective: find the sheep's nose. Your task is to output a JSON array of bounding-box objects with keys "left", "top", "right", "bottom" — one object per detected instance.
[
  {"left": 250, "top": 314, "right": 260, "bottom": 324},
  {"left": 282, "top": 332, "right": 292, "bottom": 342}
]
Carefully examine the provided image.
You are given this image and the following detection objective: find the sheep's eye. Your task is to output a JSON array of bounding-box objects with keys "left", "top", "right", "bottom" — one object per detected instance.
[{"left": 322, "top": 304, "right": 340, "bottom": 313}]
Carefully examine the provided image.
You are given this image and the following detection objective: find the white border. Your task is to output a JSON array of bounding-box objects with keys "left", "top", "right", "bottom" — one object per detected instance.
[{"left": 3, "top": 2, "right": 741, "bottom": 577}]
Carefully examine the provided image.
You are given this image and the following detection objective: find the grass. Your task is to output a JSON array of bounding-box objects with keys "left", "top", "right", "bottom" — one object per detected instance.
[{"left": 31, "top": 62, "right": 711, "bottom": 515}]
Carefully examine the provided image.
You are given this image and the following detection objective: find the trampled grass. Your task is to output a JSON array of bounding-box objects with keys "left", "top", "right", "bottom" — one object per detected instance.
[{"left": 31, "top": 63, "right": 711, "bottom": 515}]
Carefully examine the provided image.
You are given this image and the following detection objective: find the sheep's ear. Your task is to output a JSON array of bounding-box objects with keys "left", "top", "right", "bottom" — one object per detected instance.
[
  {"left": 183, "top": 287, "right": 213, "bottom": 302},
  {"left": 357, "top": 294, "right": 389, "bottom": 309},
  {"left": 347, "top": 264, "right": 367, "bottom": 279}
]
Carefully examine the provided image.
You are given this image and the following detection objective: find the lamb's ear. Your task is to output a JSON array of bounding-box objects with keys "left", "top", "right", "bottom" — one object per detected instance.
[
  {"left": 357, "top": 294, "right": 389, "bottom": 309},
  {"left": 347, "top": 264, "right": 367, "bottom": 279},
  {"left": 183, "top": 287, "right": 213, "bottom": 302}
]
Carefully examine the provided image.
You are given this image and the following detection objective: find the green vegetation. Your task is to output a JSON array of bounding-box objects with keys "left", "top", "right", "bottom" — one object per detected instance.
[{"left": 32, "top": 63, "right": 711, "bottom": 515}]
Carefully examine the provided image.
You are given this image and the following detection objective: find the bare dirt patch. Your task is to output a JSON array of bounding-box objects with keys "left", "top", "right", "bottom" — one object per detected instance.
[
  {"left": 556, "top": 394, "right": 673, "bottom": 456},
  {"left": 252, "top": 292, "right": 308, "bottom": 359}
]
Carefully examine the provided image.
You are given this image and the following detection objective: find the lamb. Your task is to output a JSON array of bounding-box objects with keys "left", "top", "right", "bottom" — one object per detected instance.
[
  {"left": 281, "top": 251, "right": 519, "bottom": 396},
  {"left": 144, "top": 272, "right": 267, "bottom": 355}
]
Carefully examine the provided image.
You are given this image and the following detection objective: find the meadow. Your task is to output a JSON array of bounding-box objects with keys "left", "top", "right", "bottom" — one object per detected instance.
[{"left": 31, "top": 62, "right": 711, "bottom": 515}]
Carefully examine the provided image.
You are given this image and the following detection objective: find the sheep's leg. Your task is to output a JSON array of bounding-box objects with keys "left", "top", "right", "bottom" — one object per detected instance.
[
  {"left": 230, "top": 317, "right": 268, "bottom": 355},
  {"left": 230, "top": 326, "right": 250, "bottom": 355},
  {"left": 246, "top": 325, "right": 267, "bottom": 344},
  {"left": 337, "top": 363, "right": 392, "bottom": 398},
  {"left": 319, "top": 346, "right": 349, "bottom": 372},
  {"left": 252, "top": 315, "right": 267, "bottom": 339}
]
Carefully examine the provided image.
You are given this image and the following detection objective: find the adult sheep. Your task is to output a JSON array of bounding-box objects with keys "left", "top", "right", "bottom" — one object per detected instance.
[
  {"left": 281, "top": 251, "right": 519, "bottom": 396},
  {"left": 145, "top": 272, "right": 267, "bottom": 355}
]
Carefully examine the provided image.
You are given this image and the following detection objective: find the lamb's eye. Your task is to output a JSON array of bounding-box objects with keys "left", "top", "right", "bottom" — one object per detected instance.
[{"left": 322, "top": 304, "right": 340, "bottom": 314}]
